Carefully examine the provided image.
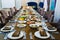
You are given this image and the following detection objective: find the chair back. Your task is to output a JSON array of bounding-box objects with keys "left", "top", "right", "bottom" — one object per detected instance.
[
  {"left": 45, "top": 11, "right": 53, "bottom": 22},
  {"left": 39, "top": 2, "right": 44, "bottom": 8},
  {"left": 27, "top": 2, "right": 37, "bottom": 10},
  {"left": 0, "top": 13, "right": 6, "bottom": 24},
  {"left": 10, "top": 8, "right": 14, "bottom": 16},
  {"left": 0, "top": 10, "right": 8, "bottom": 19},
  {"left": 13, "top": 7, "right": 17, "bottom": 12}
]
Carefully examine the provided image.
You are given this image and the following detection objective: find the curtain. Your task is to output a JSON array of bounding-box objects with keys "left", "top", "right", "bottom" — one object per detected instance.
[
  {"left": 54, "top": 0, "right": 60, "bottom": 22},
  {"left": 44, "top": 0, "right": 48, "bottom": 11},
  {"left": 50, "top": 0, "right": 56, "bottom": 11}
]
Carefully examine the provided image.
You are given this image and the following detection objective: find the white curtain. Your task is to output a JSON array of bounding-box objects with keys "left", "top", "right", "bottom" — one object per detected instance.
[
  {"left": 54, "top": 0, "right": 60, "bottom": 22},
  {"left": 43, "top": 0, "right": 48, "bottom": 11}
]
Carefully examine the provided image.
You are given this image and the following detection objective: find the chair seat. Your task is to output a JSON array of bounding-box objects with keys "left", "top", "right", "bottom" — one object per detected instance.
[{"left": 27, "top": 2, "right": 37, "bottom": 10}]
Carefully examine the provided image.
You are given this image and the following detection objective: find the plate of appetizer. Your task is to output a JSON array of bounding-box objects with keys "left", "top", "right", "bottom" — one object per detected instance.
[
  {"left": 1, "top": 26, "right": 14, "bottom": 32},
  {"left": 44, "top": 26, "right": 57, "bottom": 32},
  {"left": 17, "top": 24, "right": 26, "bottom": 28},
  {"left": 27, "top": 21, "right": 35, "bottom": 25},
  {"left": 34, "top": 30, "right": 50, "bottom": 39},
  {"left": 7, "top": 30, "right": 24, "bottom": 39},
  {"left": 29, "top": 24, "right": 39, "bottom": 28},
  {"left": 35, "top": 22, "right": 42, "bottom": 25},
  {"left": 18, "top": 21, "right": 26, "bottom": 23}
]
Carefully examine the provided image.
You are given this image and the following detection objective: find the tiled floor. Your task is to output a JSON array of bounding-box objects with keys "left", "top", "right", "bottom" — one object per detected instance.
[{"left": 0, "top": 33, "right": 4, "bottom": 40}]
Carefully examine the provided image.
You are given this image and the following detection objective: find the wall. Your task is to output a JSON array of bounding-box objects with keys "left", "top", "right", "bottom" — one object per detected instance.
[
  {"left": 15, "top": 0, "right": 22, "bottom": 10},
  {"left": 0, "top": 0, "right": 40, "bottom": 10},
  {"left": 0, "top": 0, "right": 2, "bottom": 9},
  {"left": 54, "top": 0, "right": 60, "bottom": 22},
  {"left": 15, "top": 0, "right": 40, "bottom": 10},
  {"left": 2, "top": 0, "right": 15, "bottom": 8}
]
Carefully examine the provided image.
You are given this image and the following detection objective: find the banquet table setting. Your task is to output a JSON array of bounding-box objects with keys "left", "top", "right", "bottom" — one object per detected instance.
[{"left": 0, "top": 6, "right": 60, "bottom": 40}]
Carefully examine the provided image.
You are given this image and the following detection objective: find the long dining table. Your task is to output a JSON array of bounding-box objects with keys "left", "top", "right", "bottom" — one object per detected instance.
[{"left": 1, "top": 6, "right": 60, "bottom": 40}]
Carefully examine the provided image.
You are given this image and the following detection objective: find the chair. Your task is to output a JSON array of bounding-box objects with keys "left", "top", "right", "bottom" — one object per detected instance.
[
  {"left": 0, "top": 13, "right": 6, "bottom": 27},
  {"left": 13, "top": 7, "right": 17, "bottom": 12},
  {"left": 37, "top": 8, "right": 45, "bottom": 16},
  {"left": 0, "top": 10, "right": 8, "bottom": 19},
  {"left": 37, "top": 1, "right": 45, "bottom": 16},
  {"left": 43, "top": 11, "right": 53, "bottom": 22},
  {"left": 27, "top": 2, "right": 37, "bottom": 10},
  {"left": 0, "top": 10, "right": 9, "bottom": 23},
  {"left": 39, "top": 2, "right": 44, "bottom": 8},
  {"left": 10, "top": 7, "right": 17, "bottom": 16},
  {"left": 13, "top": 7, "right": 18, "bottom": 15},
  {"left": 10, "top": 8, "right": 15, "bottom": 16}
]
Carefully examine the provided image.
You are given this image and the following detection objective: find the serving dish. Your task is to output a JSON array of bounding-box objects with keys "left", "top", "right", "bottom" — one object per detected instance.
[
  {"left": 17, "top": 24, "right": 26, "bottom": 28},
  {"left": 27, "top": 21, "right": 35, "bottom": 24},
  {"left": 7, "top": 31, "right": 24, "bottom": 39},
  {"left": 1, "top": 26, "right": 14, "bottom": 32},
  {"left": 18, "top": 21, "right": 26, "bottom": 23},
  {"left": 43, "top": 26, "right": 57, "bottom": 32},
  {"left": 29, "top": 24, "right": 39, "bottom": 28},
  {"left": 34, "top": 31, "right": 50, "bottom": 39}
]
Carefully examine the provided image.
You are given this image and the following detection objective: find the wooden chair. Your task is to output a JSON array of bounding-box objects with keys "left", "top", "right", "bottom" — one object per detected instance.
[
  {"left": 0, "top": 10, "right": 8, "bottom": 19},
  {"left": 10, "top": 7, "right": 18, "bottom": 16},
  {"left": 13, "top": 7, "right": 17, "bottom": 12},
  {"left": 0, "top": 10, "right": 9, "bottom": 26},
  {"left": 43, "top": 11, "right": 53, "bottom": 22},
  {"left": 0, "top": 13, "right": 6, "bottom": 27},
  {"left": 10, "top": 8, "right": 15, "bottom": 16}
]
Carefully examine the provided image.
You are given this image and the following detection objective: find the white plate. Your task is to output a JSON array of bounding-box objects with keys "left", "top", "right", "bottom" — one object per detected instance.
[
  {"left": 18, "top": 21, "right": 26, "bottom": 23},
  {"left": 44, "top": 26, "right": 57, "bottom": 32},
  {"left": 34, "top": 31, "right": 50, "bottom": 39},
  {"left": 1, "top": 26, "right": 14, "bottom": 32},
  {"left": 9, "top": 20, "right": 17, "bottom": 23},
  {"left": 29, "top": 24, "right": 39, "bottom": 28},
  {"left": 35, "top": 22, "right": 42, "bottom": 25},
  {"left": 7, "top": 31, "right": 24, "bottom": 39},
  {"left": 17, "top": 24, "right": 26, "bottom": 28},
  {"left": 41, "top": 22, "right": 46, "bottom": 26}
]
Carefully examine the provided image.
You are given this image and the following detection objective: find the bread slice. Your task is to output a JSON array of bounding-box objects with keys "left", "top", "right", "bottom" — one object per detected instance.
[{"left": 12, "top": 31, "right": 20, "bottom": 37}]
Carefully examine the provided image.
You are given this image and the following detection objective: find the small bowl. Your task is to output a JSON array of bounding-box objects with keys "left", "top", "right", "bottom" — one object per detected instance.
[{"left": 29, "top": 24, "right": 39, "bottom": 28}]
